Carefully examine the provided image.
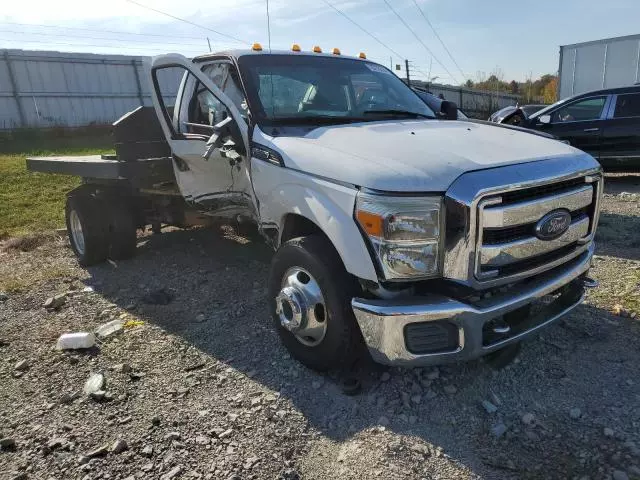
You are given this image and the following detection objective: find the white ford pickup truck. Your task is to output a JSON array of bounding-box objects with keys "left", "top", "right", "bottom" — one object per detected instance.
[{"left": 27, "top": 46, "right": 602, "bottom": 371}]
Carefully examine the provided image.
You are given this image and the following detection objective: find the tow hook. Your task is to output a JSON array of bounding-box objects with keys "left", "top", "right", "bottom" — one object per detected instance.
[{"left": 582, "top": 277, "right": 599, "bottom": 289}]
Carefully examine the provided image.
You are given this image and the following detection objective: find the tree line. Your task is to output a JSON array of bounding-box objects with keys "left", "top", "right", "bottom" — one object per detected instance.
[{"left": 464, "top": 73, "right": 558, "bottom": 104}]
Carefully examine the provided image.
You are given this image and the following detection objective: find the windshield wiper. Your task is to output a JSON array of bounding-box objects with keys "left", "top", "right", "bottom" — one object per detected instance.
[
  {"left": 363, "top": 109, "right": 434, "bottom": 119},
  {"left": 265, "top": 115, "right": 362, "bottom": 125}
]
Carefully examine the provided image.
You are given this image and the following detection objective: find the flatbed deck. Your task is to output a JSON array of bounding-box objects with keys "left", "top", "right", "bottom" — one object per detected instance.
[{"left": 26, "top": 155, "right": 174, "bottom": 187}]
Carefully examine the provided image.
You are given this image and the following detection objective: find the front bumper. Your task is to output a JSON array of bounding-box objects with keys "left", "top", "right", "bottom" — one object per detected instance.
[{"left": 352, "top": 243, "right": 594, "bottom": 367}]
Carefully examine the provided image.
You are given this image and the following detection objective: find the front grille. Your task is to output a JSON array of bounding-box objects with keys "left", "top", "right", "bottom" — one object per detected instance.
[
  {"left": 476, "top": 176, "right": 600, "bottom": 281},
  {"left": 499, "top": 177, "right": 586, "bottom": 205},
  {"left": 483, "top": 208, "right": 589, "bottom": 245}
]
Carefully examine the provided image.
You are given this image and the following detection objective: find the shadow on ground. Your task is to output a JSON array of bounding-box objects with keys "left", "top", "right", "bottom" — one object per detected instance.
[{"left": 80, "top": 226, "right": 640, "bottom": 479}]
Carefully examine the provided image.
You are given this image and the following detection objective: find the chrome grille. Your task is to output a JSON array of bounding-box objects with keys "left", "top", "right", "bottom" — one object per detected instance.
[{"left": 476, "top": 176, "right": 601, "bottom": 281}]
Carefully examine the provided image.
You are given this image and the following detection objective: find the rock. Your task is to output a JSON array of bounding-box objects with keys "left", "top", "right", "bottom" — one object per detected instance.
[
  {"left": 83, "top": 373, "right": 105, "bottom": 395},
  {"left": 56, "top": 332, "right": 95, "bottom": 350},
  {"left": 151, "top": 416, "right": 161, "bottom": 427},
  {"left": 244, "top": 456, "right": 259, "bottom": 469},
  {"left": 47, "top": 437, "right": 66, "bottom": 450},
  {"left": 141, "top": 288, "right": 174, "bottom": 305},
  {"left": 110, "top": 439, "right": 128, "bottom": 454},
  {"left": 0, "top": 437, "right": 16, "bottom": 450},
  {"left": 142, "top": 445, "right": 153, "bottom": 457},
  {"left": 43, "top": 293, "right": 66, "bottom": 310},
  {"left": 612, "top": 471, "right": 629, "bottom": 480},
  {"left": 85, "top": 445, "right": 109, "bottom": 458},
  {"left": 165, "top": 432, "right": 181, "bottom": 441},
  {"left": 380, "top": 372, "right": 391, "bottom": 382},
  {"left": 14, "top": 360, "right": 29, "bottom": 372},
  {"left": 10, "top": 474, "right": 27, "bottom": 480},
  {"left": 443, "top": 385, "right": 457, "bottom": 394},
  {"left": 569, "top": 408, "right": 582, "bottom": 419},
  {"left": 481, "top": 400, "right": 498, "bottom": 414},
  {"left": 604, "top": 427, "right": 615, "bottom": 437},
  {"left": 218, "top": 429, "right": 233, "bottom": 439},
  {"left": 378, "top": 416, "right": 390, "bottom": 427},
  {"left": 280, "top": 468, "right": 300, "bottom": 480},
  {"left": 425, "top": 389, "right": 437, "bottom": 400},
  {"left": 491, "top": 423, "right": 507, "bottom": 438},
  {"left": 113, "top": 363, "right": 132, "bottom": 373},
  {"left": 627, "top": 466, "right": 640, "bottom": 476},
  {"left": 0, "top": 291, "right": 8, "bottom": 302},
  {"left": 521, "top": 413, "right": 536, "bottom": 425},
  {"left": 195, "top": 435, "right": 210, "bottom": 445},
  {"left": 195, "top": 313, "right": 206, "bottom": 323},
  {"left": 426, "top": 369, "right": 440, "bottom": 380},
  {"left": 59, "top": 392, "right": 77, "bottom": 404},
  {"left": 95, "top": 319, "right": 124, "bottom": 339},
  {"left": 410, "top": 394, "right": 422, "bottom": 405},
  {"left": 161, "top": 466, "right": 183, "bottom": 480}
]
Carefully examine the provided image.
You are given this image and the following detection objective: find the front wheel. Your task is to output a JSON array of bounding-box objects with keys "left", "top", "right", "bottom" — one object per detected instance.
[{"left": 268, "top": 235, "right": 364, "bottom": 371}]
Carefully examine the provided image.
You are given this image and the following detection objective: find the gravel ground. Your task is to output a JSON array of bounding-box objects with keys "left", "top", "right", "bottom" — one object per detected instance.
[{"left": 1, "top": 175, "right": 639, "bottom": 480}]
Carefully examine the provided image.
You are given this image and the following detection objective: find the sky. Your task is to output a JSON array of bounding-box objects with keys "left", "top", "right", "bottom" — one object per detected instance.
[{"left": 1, "top": 0, "right": 639, "bottom": 84}]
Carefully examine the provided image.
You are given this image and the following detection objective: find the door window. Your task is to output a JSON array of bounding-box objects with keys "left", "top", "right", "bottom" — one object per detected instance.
[
  {"left": 613, "top": 93, "right": 640, "bottom": 118},
  {"left": 202, "top": 62, "right": 248, "bottom": 120},
  {"left": 552, "top": 97, "right": 606, "bottom": 123},
  {"left": 187, "top": 81, "right": 232, "bottom": 136},
  {"left": 151, "top": 65, "right": 189, "bottom": 136}
]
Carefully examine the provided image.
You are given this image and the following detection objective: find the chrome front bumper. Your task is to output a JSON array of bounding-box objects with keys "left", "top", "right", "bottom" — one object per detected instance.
[{"left": 352, "top": 243, "right": 594, "bottom": 367}]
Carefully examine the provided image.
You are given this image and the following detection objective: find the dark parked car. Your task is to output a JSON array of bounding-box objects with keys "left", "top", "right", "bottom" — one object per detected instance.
[
  {"left": 502, "top": 86, "right": 640, "bottom": 170},
  {"left": 412, "top": 88, "right": 561, "bottom": 141},
  {"left": 489, "top": 104, "right": 545, "bottom": 123}
]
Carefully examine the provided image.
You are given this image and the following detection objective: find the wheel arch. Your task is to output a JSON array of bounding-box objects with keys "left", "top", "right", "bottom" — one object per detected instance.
[{"left": 268, "top": 191, "right": 378, "bottom": 282}]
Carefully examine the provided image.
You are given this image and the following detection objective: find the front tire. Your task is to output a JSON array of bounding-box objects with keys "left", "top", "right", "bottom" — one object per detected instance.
[{"left": 268, "top": 235, "right": 363, "bottom": 371}]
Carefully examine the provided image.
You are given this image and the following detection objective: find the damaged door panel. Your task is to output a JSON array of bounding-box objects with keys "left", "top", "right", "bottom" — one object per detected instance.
[{"left": 148, "top": 54, "right": 255, "bottom": 220}]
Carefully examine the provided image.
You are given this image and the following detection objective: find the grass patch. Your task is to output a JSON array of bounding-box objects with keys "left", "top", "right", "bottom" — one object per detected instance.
[
  {"left": 589, "top": 265, "right": 640, "bottom": 317},
  {"left": 0, "top": 127, "right": 114, "bottom": 237},
  {"left": 0, "top": 265, "right": 76, "bottom": 293}
]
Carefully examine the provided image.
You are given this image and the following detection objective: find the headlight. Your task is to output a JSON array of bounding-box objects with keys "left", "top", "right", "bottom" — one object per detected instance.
[{"left": 355, "top": 193, "right": 443, "bottom": 280}]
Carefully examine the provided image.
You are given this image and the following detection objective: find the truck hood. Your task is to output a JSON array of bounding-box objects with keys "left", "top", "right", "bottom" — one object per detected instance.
[{"left": 255, "top": 120, "right": 590, "bottom": 192}]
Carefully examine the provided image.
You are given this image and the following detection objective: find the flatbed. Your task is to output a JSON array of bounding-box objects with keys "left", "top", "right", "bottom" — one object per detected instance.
[{"left": 26, "top": 154, "right": 174, "bottom": 188}]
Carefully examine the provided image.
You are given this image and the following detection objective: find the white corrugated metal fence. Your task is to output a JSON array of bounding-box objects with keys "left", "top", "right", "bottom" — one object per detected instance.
[{"left": 0, "top": 49, "right": 180, "bottom": 130}]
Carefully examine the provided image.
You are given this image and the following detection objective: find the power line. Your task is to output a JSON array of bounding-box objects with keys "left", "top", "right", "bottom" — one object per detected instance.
[
  {"left": 0, "top": 21, "right": 207, "bottom": 41},
  {"left": 381, "top": 0, "right": 459, "bottom": 84},
  {"left": 411, "top": 0, "right": 465, "bottom": 80},
  {"left": 125, "top": 0, "right": 250, "bottom": 45},
  {"left": 320, "top": 0, "right": 404, "bottom": 60},
  {"left": 0, "top": 37, "right": 205, "bottom": 54},
  {"left": 0, "top": 29, "right": 211, "bottom": 49}
]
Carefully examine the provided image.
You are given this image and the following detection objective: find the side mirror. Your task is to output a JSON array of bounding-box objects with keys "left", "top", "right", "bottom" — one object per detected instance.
[
  {"left": 538, "top": 114, "right": 551, "bottom": 125},
  {"left": 203, "top": 116, "right": 235, "bottom": 160},
  {"left": 441, "top": 101, "right": 458, "bottom": 120}
]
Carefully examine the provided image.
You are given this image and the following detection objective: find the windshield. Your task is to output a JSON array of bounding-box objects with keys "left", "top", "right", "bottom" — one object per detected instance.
[
  {"left": 237, "top": 54, "right": 435, "bottom": 124},
  {"left": 528, "top": 98, "right": 571, "bottom": 118},
  {"left": 521, "top": 105, "right": 545, "bottom": 116}
]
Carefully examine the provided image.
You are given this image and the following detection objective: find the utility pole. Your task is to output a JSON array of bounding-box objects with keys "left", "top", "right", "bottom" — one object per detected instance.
[
  {"left": 207, "top": 37, "right": 212, "bottom": 52},
  {"left": 390, "top": 56, "right": 393, "bottom": 70},
  {"left": 405, "top": 59, "right": 410, "bottom": 86}
]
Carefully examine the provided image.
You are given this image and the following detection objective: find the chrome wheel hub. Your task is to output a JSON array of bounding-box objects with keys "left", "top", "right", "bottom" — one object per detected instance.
[
  {"left": 69, "top": 209, "right": 85, "bottom": 255},
  {"left": 276, "top": 267, "right": 327, "bottom": 346}
]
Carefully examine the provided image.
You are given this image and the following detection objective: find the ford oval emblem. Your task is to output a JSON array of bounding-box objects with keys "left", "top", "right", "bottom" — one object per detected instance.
[{"left": 535, "top": 209, "right": 572, "bottom": 241}]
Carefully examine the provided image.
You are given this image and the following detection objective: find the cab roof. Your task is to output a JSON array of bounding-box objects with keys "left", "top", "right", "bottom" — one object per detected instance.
[{"left": 193, "top": 49, "right": 368, "bottom": 62}]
